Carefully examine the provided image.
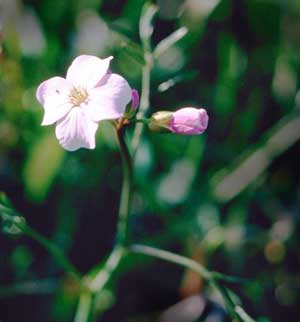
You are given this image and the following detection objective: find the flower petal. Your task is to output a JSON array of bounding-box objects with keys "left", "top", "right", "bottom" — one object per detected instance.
[
  {"left": 66, "top": 55, "right": 113, "bottom": 89},
  {"left": 55, "top": 106, "right": 98, "bottom": 151},
  {"left": 170, "top": 108, "right": 208, "bottom": 135},
  {"left": 36, "top": 77, "right": 73, "bottom": 125},
  {"left": 86, "top": 73, "right": 132, "bottom": 122}
]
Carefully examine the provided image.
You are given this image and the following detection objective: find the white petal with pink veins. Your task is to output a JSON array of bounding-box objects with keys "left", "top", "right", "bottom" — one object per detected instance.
[
  {"left": 55, "top": 106, "right": 99, "bottom": 151},
  {"left": 36, "top": 77, "right": 73, "bottom": 125},
  {"left": 66, "top": 55, "right": 113, "bottom": 89},
  {"left": 86, "top": 73, "right": 132, "bottom": 122}
]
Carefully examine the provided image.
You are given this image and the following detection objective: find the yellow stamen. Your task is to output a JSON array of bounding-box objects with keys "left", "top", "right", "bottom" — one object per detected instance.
[{"left": 69, "top": 86, "right": 88, "bottom": 106}]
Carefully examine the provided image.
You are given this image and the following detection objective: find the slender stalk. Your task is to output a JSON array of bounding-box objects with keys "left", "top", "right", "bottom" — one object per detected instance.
[
  {"left": 87, "top": 126, "right": 133, "bottom": 293},
  {"left": 139, "top": 53, "right": 152, "bottom": 115},
  {"left": 235, "top": 306, "right": 257, "bottom": 322},
  {"left": 131, "top": 53, "right": 152, "bottom": 154},
  {"left": 130, "top": 244, "right": 212, "bottom": 279},
  {"left": 211, "top": 280, "right": 238, "bottom": 318},
  {"left": 74, "top": 292, "right": 92, "bottom": 322},
  {"left": 131, "top": 2, "right": 156, "bottom": 153},
  {"left": 89, "top": 246, "right": 125, "bottom": 292},
  {"left": 1, "top": 211, "right": 81, "bottom": 281},
  {"left": 133, "top": 118, "right": 150, "bottom": 125},
  {"left": 23, "top": 225, "right": 81, "bottom": 280},
  {"left": 130, "top": 244, "right": 257, "bottom": 322},
  {"left": 115, "top": 126, "right": 133, "bottom": 246}
]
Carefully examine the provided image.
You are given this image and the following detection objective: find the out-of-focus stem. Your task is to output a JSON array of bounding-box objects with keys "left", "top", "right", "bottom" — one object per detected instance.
[
  {"left": 115, "top": 127, "right": 133, "bottom": 246},
  {"left": 88, "top": 246, "right": 125, "bottom": 292},
  {"left": 131, "top": 53, "right": 153, "bottom": 154},
  {"left": 130, "top": 244, "right": 212, "bottom": 279},
  {"left": 0, "top": 210, "right": 81, "bottom": 281},
  {"left": 74, "top": 292, "right": 92, "bottom": 322},
  {"left": 131, "top": 2, "right": 156, "bottom": 153},
  {"left": 133, "top": 118, "right": 150, "bottom": 125},
  {"left": 23, "top": 225, "right": 81, "bottom": 280},
  {"left": 87, "top": 126, "right": 132, "bottom": 293},
  {"left": 130, "top": 244, "right": 257, "bottom": 322}
]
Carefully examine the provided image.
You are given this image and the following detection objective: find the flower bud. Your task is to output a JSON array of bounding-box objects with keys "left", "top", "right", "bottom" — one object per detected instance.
[
  {"left": 169, "top": 107, "right": 208, "bottom": 135},
  {"left": 124, "top": 89, "right": 140, "bottom": 118},
  {"left": 131, "top": 89, "right": 139, "bottom": 111},
  {"left": 149, "top": 107, "right": 208, "bottom": 135}
]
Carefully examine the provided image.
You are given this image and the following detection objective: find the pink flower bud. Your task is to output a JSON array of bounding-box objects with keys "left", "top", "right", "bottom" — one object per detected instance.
[
  {"left": 124, "top": 89, "right": 139, "bottom": 118},
  {"left": 131, "top": 89, "right": 139, "bottom": 111},
  {"left": 169, "top": 107, "right": 208, "bottom": 135}
]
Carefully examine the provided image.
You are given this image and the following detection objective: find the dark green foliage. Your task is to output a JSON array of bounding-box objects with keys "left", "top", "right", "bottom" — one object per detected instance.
[{"left": 0, "top": 0, "right": 300, "bottom": 321}]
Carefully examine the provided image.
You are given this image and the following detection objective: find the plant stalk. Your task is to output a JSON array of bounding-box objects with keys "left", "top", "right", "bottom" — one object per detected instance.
[
  {"left": 74, "top": 292, "right": 92, "bottom": 322},
  {"left": 87, "top": 126, "right": 133, "bottom": 294},
  {"left": 1, "top": 211, "right": 81, "bottom": 281},
  {"left": 115, "top": 126, "right": 133, "bottom": 246},
  {"left": 131, "top": 53, "right": 152, "bottom": 154},
  {"left": 130, "top": 244, "right": 256, "bottom": 322}
]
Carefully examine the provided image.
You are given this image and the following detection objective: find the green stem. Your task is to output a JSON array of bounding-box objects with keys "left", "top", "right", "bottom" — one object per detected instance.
[
  {"left": 115, "top": 127, "right": 133, "bottom": 246},
  {"left": 74, "top": 292, "right": 92, "bottom": 322},
  {"left": 75, "top": 128, "right": 133, "bottom": 321},
  {"left": 89, "top": 246, "right": 125, "bottom": 292},
  {"left": 87, "top": 126, "right": 133, "bottom": 293},
  {"left": 130, "top": 244, "right": 212, "bottom": 279},
  {"left": 130, "top": 244, "right": 256, "bottom": 322},
  {"left": 211, "top": 280, "right": 238, "bottom": 318},
  {"left": 1, "top": 211, "right": 81, "bottom": 281},
  {"left": 133, "top": 118, "right": 150, "bottom": 125},
  {"left": 131, "top": 53, "right": 152, "bottom": 154},
  {"left": 23, "top": 225, "right": 81, "bottom": 280}
]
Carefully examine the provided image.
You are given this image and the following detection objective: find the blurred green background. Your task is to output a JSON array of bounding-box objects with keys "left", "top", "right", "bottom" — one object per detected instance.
[{"left": 1, "top": 0, "right": 300, "bottom": 321}]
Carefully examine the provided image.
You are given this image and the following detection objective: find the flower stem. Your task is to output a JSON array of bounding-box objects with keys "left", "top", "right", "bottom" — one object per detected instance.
[
  {"left": 130, "top": 244, "right": 212, "bottom": 279},
  {"left": 74, "top": 292, "right": 92, "bottom": 322},
  {"left": 131, "top": 53, "right": 153, "bottom": 154},
  {"left": 88, "top": 246, "right": 125, "bottom": 292},
  {"left": 22, "top": 224, "right": 81, "bottom": 281},
  {"left": 0, "top": 208, "right": 81, "bottom": 281},
  {"left": 133, "top": 118, "right": 150, "bottom": 125},
  {"left": 130, "top": 244, "right": 257, "bottom": 322},
  {"left": 115, "top": 126, "right": 133, "bottom": 246},
  {"left": 87, "top": 126, "right": 133, "bottom": 294}
]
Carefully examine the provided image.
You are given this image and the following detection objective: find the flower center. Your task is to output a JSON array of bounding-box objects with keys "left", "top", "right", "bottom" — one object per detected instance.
[{"left": 69, "top": 86, "right": 88, "bottom": 106}]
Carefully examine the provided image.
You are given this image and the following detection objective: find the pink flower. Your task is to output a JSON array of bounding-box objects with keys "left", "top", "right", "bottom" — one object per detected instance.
[
  {"left": 169, "top": 107, "right": 208, "bottom": 135},
  {"left": 36, "top": 55, "right": 132, "bottom": 151}
]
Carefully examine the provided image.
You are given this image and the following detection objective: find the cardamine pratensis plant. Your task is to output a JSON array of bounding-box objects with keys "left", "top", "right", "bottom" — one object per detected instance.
[{"left": 0, "top": 3, "right": 259, "bottom": 322}]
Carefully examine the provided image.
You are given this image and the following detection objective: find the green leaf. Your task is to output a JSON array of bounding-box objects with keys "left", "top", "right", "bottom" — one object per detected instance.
[
  {"left": 153, "top": 26, "right": 188, "bottom": 59},
  {"left": 23, "top": 131, "right": 65, "bottom": 202},
  {"left": 0, "top": 192, "right": 13, "bottom": 208}
]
